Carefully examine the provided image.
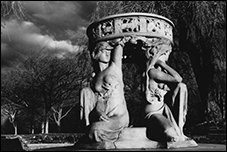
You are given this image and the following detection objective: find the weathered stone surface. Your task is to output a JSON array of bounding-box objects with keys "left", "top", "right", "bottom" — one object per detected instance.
[
  {"left": 87, "top": 13, "right": 174, "bottom": 44},
  {"left": 167, "top": 139, "right": 198, "bottom": 149},
  {"left": 115, "top": 127, "right": 165, "bottom": 149},
  {"left": 74, "top": 127, "right": 198, "bottom": 150}
]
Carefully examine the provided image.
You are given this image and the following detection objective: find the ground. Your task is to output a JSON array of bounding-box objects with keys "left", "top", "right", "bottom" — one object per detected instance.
[{"left": 1, "top": 129, "right": 226, "bottom": 151}]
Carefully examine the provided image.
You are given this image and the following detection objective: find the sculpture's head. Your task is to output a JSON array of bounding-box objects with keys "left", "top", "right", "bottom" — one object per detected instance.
[
  {"left": 91, "top": 41, "right": 113, "bottom": 63},
  {"left": 142, "top": 37, "right": 172, "bottom": 64},
  {"left": 158, "top": 45, "right": 172, "bottom": 63}
]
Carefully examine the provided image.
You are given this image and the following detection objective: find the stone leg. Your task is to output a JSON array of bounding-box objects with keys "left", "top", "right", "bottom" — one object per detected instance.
[
  {"left": 89, "top": 120, "right": 122, "bottom": 142},
  {"left": 171, "top": 82, "right": 188, "bottom": 138},
  {"left": 80, "top": 87, "right": 96, "bottom": 126},
  {"left": 145, "top": 112, "right": 180, "bottom": 142}
]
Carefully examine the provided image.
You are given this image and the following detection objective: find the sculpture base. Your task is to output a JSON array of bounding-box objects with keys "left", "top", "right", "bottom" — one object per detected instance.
[{"left": 74, "top": 127, "right": 198, "bottom": 150}]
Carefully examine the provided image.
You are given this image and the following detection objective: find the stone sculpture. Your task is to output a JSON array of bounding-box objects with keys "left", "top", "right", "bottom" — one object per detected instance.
[
  {"left": 80, "top": 38, "right": 130, "bottom": 142},
  {"left": 76, "top": 12, "right": 198, "bottom": 149},
  {"left": 140, "top": 37, "right": 189, "bottom": 142}
]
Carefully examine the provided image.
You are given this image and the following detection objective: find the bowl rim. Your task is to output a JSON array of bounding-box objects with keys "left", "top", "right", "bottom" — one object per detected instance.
[{"left": 87, "top": 12, "right": 175, "bottom": 31}]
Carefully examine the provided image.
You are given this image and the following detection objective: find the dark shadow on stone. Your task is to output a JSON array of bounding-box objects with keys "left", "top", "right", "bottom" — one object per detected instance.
[
  {"left": 145, "top": 114, "right": 178, "bottom": 142},
  {"left": 73, "top": 134, "right": 94, "bottom": 149}
]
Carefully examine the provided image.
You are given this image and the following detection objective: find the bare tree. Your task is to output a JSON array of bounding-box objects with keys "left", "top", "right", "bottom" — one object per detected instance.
[
  {"left": 1, "top": 101, "right": 20, "bottom": 135},
  {"left": 21, "top": 49, "right": 92, "bottom": 133},
  {"left": 1, "top": 64, "right": 43, "bottom": 134},
  {"left": 1, "top": 1, "right": 26, "bottom": 19},
  {"left": 52, "top": 101, "right": 77, "bottom": 133}
]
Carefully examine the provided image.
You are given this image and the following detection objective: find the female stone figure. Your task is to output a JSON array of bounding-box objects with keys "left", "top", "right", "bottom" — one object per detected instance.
[
  {"left": 80, "top": 38, "right": 130, "bottom": 142},
  {"left": 141, "top": 37, "right": 189, "bottom": 142}
]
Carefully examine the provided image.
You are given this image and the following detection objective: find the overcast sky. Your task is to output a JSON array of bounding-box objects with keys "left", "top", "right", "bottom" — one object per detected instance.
[{"left": 1, "top": 1, "right": 97, "bottom": 67}]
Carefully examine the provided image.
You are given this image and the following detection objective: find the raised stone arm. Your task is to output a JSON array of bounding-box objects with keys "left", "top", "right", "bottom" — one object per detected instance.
[{"left": 109, "top": 37, "right": 131, "bottom": 68}]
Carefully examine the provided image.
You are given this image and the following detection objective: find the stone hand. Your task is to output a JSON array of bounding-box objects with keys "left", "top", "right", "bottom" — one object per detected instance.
[
  {"left": 129, "top": 36, "right": 148, "bottom": 44},
  {"left": 110, "top": 36, "right": 131, "bottom": 47},
  {"left": 155, "top": 59, "right": 165, "bottom": 66},
  {"left": 158, "top": 83, "right": 170, "bottom": 91},
  {"left": 99, "top": 114, "right": 109, "bottom": 122}
]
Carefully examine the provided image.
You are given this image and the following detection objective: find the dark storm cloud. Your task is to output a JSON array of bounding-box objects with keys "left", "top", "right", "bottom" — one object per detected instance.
[
  {"left": 1, "top": 19, "right": 80, "bottom": 54},
  {"left": 22, "top": 1, "right": 96, "bottom": 39},
  {"left": 1, "top": 43, "right": 17, "bottom": 67},
  {"left": 1, "top": 1, "right": 97, "bottom": 67}
]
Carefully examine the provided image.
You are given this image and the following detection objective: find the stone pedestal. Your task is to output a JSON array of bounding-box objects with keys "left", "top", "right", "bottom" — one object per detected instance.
[
  {"left": 74, "top": 127, "right": 198, "bottom": 150},
  {"left": 115, "top": 127, "right": 165, "bottom": 149}
]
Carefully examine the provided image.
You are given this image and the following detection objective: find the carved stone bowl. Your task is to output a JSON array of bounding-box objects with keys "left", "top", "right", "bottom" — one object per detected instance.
[{"left": 86, "top": 12, "right": 174, "bottom": 44}]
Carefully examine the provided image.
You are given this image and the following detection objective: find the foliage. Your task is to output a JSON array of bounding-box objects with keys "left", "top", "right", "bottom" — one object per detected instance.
[
  {"left": 21, "top": 133, "right": 85, "bottom": 144},
  {"left": 123, "top": 63, "right": 144, "bottom": 126}
]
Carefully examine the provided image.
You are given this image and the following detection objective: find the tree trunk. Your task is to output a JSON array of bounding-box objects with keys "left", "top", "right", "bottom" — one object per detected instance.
[
  {"left": 31, "top": 128, "right": 35, "bottom": 134},
  {"left": 30, "top": 122, "right": 35, "bottom": 134},
  {"left": 57, "top": 109, "right": 62, "bottom": 133},
  {"left": 30, "top": 118, "right": 35, "bottom": 134},
  {"left": 14, "top": 123, "right": 17, "bottom": 135},
  {"left": 45, "top": 118, "right": 49, "bottom": 133},
  {"left": 57, "top": 122, "right": 61, "bottom": 133},
  {"left": 41, "top": 121, "right": 45, "bottom": 133}
]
